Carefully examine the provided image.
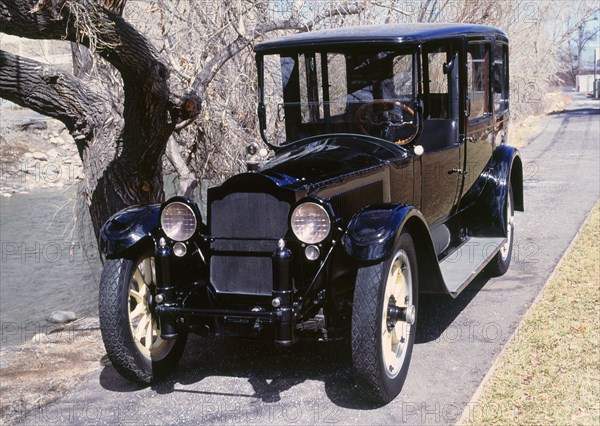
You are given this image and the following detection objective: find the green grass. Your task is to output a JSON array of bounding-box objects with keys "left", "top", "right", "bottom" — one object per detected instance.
[{"left": 465, "top": 203, "right": 600, "bottom": 425}]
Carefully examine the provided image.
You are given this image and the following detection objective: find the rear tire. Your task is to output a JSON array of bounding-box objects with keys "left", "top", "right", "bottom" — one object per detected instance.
[
  {"left": 351, "top": 231, "right": 418, "bottom": 404},
  {"left": 487, "top": 183, "right": 515, "bottom": 277},
  {"left": 99, "top": 256, "right": 187, "bottom": 384}
]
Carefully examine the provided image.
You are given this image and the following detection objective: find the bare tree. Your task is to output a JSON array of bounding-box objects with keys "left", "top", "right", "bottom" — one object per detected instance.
[
  {"left": 0, "top": 0, "right": 379, "bottom": 241},
  {"left": 0, "top": 0, "right": 201, "bottom": 239},
  {"left": 559, "top": 4, "right": 600, "bottom": 85}
]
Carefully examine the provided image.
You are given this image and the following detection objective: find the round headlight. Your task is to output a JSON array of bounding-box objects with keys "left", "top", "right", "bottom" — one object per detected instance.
[
  {"left": 161, "top": 202, "right": 197, "bottom": 241},
  {"left": 290, "top": 202, "right": 331, "bottom": 244}
]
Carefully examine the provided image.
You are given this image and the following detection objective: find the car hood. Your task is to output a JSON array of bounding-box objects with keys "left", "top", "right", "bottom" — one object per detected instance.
[{"left": 258, "top": 135, "right": 405, "bottom": 189}]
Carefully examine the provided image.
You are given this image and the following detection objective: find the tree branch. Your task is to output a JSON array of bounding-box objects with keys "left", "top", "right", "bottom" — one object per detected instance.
[
  {"left": 0, "top": 0, "right": 201, "bottom": 166},
  {"left": 191, "top": 3, "right": 367, "bottom": 95},
  {"left": 0, "top": 49, "right": 108, "bottom": 157}
]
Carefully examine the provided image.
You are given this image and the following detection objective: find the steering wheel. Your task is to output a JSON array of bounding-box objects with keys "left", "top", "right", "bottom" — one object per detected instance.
[{"left": 355, "top": 100, "right": 417, "bottom": 145}]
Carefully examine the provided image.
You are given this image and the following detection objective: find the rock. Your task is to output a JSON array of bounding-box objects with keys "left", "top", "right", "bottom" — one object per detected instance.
[
  {"left": 50, "top": 137, "right": 61, "bottom": 145},
  {"left": 24, "top": 152, "right": 33, "bottom": 158},
  {"left": 47, "top": 310, "right": 77, "bottom": 324},
  {"left": 100, "top": 354, "right": 112, "bottom": 366},
  {"left": 47, "top": 148, "right": 58, "bottom": 159},
  {"left": 31, "top": 333, "right": 47, "bottom": 343},
  {"left": 31, "top": 152, "right": 48, "bottom": 161}
]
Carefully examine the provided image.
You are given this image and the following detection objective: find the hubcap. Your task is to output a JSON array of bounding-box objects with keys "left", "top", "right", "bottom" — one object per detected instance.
[
  {"left": 128, "top": 257, "right": 174, "bottom": 361},
  {"left": 381, "top": 250, "right": 413, "bottom": 379}
]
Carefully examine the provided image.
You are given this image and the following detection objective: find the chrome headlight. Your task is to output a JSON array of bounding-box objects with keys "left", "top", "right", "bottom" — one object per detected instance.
[
  {"left": 290, "top": 202, "right": 331, "bottom": 244},
  {"left": 160, "top": 202, "right": 197, "bottom": 241}
]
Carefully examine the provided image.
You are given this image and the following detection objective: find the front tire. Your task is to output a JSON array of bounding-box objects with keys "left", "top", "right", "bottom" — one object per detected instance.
[
  {"left": 351, "top": 231, "right": 418, "bottom": 404},
  {"left": 99, "top": 256, "right": 187, "bottom": 384}
]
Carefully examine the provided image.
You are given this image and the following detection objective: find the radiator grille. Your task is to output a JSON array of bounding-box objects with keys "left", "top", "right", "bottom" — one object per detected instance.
[
  {"left": 210, "top": 192, "right": 290, "bottom": 295},
  {"left": 210, "top": 192, "right": 289, "bottom": 238}
]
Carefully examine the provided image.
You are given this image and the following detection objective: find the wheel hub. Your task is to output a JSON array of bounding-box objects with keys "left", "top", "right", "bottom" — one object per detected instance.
[{"left": 387, "top": 302, "right": 416, "bottom": 330}]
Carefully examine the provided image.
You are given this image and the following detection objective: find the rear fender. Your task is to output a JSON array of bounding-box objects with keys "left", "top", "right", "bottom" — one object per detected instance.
[
  {"left": 468, "top": 145, "right": 524, "bottom": 236},
  {"left": 488, "top": 145, "right": 524, "bottom": 212},
  {"left": 100, "top": 205, "right": 160, "bottom": 259}
]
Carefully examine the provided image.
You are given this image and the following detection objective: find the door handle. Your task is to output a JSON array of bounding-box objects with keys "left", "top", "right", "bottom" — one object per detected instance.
[{"left": 448, "top": 168, "right": 467, "bottom": 176}]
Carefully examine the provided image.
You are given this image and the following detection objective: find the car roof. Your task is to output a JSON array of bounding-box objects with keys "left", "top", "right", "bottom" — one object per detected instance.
[{"left": 254, "top": 23, "right": 508, "bottom": 53}]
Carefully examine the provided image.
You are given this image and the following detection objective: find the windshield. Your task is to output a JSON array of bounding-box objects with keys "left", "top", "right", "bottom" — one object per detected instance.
[{"left": 259, "top": 49, "right": 418, "bottom": 146}]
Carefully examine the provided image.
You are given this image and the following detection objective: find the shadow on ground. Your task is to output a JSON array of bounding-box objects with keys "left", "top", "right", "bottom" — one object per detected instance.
[
  {"left": 548, "top": 107, "right": 599, "bottom": 116},
  {"left": 98, "top": 274, "right": 492, "bottom": 409}
]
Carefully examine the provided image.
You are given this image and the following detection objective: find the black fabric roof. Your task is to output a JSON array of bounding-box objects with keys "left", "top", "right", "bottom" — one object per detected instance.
[{"left": 254, "top": 23, "right": 507, "bottom": 53}]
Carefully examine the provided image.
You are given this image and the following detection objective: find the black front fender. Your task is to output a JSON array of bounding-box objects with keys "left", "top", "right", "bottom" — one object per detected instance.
[
  {"left": 342, "top": 204, "right": 424, "bottom": 262},
  {"left": 342, "top": 204, "right": 446, "bottom": 293},
  {"left": 100, "top": 204, "right": 160, "bottom": 259}
]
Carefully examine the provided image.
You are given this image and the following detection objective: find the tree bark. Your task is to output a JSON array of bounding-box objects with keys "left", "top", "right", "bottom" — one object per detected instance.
[
  {"left": 0, "top": 50, "right": 106, "bottom": 157},
  {"left": 0, "top": 0, "right": 201, "bottom": 239}
]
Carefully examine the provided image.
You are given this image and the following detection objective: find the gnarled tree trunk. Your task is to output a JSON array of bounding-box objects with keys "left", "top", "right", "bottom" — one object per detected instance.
[{"left": 0, "top": 0, "right": 200, "bottom": 239}]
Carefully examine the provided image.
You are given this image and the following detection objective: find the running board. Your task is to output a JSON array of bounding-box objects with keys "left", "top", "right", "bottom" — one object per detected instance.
[{"left": 439, "top": 237, "right": 506, "bottom": 297}]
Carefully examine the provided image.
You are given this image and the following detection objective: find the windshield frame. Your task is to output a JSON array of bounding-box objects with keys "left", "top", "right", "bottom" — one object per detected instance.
[{"left": 257, "top": 44, "right": 422, "bottom": 149}]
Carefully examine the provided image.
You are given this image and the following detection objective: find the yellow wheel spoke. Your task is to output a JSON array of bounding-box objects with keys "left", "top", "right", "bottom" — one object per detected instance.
[
  {"left": 134, "top": 314, "right": 149, "bottom": 341},
  {"left": 130, "top": 289, "right": 144, "bottom": 304},
  {"left": 134, "top": 269, "right": 145, "bottom": 287},
  {"left": 127, "top": 256, "right": 174, "bottom": 361},
  {"left": 130, "top": 303, "right": 145, "bottom": 319},
  {"left": 144, "top": 319, "right": 153, "bottom": 350}
]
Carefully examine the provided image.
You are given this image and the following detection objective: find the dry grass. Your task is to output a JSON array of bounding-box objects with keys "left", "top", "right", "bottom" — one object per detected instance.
[
  {"left": 0, "top": 318, "right": 106, "bottom": 425},
  {"left": 465, "top": 203, "right": 600, "bottom": 425},
  {"left": 509, "top": 92, "right": 573, "bottom": 148}
]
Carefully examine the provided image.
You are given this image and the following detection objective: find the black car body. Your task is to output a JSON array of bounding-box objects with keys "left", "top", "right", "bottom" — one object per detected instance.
[{"left": 99, "top": 24, "right": 523, "bottom": 403}]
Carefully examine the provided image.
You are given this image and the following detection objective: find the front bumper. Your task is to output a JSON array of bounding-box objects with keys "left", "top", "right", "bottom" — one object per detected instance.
[{"left": 154, "top": 239, "right": 297, "bottom": 346}]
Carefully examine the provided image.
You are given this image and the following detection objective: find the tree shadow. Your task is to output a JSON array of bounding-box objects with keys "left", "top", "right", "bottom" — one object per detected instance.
[
  {"left": 99, "top": 336, "right": 380, "bottom": 409},
  {"left": 416, "top": 273, "right": 491, "bottom": 343},
  {"left": 98, "top": 272, "right": 493, "bottom": 409},
  {"left": 548, "top": 107, "right": 599, "bottom": 116}
]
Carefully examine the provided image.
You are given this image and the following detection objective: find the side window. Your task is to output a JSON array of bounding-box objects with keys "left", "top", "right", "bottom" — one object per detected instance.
[
  {"left": 393, "top": 55, "right": 413, "bottom": 98},
  {"left": 493, "top": 43, "right": 508, "bottom": 113},
  {"left": 326, "top": 53, "right": 347, "bottom": 117},
  {"left": 467, "top": 43, "right": 490, "bottom": 119},
  {"left": 426, "top": 47, "right": 449, "bottom": 118}
]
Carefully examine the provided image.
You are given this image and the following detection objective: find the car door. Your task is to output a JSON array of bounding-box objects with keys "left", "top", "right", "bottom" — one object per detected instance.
[
  {"left": 460, "top": 41, "right": 494, "bottom": 206},
  {"left": 418, "top": 43, "right": 462, "bottom": 228}
]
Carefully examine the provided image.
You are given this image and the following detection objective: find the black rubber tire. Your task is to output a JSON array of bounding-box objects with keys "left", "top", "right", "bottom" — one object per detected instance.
[
  {"left": 99, "top": 257, "right": 187, "bottom": 384},
  {"left": 487, "top": 183, "right": 515, "bottom": 277},
  {"left": 351, "top": 231, "right": 419, "bottom": 404}
]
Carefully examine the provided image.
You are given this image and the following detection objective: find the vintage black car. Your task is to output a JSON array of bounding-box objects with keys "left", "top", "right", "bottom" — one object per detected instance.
[{"left": 99, "top": 23, "right": 523, "bottom": 403}]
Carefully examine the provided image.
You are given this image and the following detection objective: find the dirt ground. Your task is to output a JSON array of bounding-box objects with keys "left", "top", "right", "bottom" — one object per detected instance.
[{"left": 0, "top": 317, "right": 106, "bottom": 425}]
